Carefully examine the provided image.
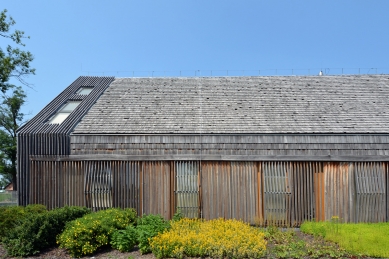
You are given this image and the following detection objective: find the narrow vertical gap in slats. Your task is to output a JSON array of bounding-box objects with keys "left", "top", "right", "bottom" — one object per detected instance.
[
  {"left": 112, "top": 161, "right": 117, "bottom": 208},
  {"left": 170, "top": 161, "right": 175, "bottom": 219},
  {"left": 384, "top": 162, "right": 389, "bottom": 221},
  {"left": 256, "top": 162, "right": 264, "bottom": 225},
  {"left": 139, "top": 161, "right": 144, "bottom": 216},
  {"left": 84, "top": 161, "right": 90, "bottom": 208}
]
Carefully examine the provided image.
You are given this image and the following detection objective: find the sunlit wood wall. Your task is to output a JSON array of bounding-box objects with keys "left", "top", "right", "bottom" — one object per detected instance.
[{"left": 29, "top": 159, "right": 389, "bottom": 226}]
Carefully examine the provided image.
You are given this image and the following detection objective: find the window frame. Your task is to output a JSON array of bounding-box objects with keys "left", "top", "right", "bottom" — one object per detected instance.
[{"left": 48, "top": 100, "right": 81, "bottom": 124}]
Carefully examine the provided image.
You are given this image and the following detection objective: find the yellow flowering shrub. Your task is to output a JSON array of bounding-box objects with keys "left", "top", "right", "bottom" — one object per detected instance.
[
  {"left": 150, "top": 218, "right": 266, "bottom": 258},
  {"left": 57, "top": 208, "right": 137, "bottom": 258}
]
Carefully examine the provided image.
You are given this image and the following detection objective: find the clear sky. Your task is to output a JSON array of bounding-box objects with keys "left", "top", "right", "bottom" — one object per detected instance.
[{"left": 1, "top": 0, "right": 389, "bottom": 119}]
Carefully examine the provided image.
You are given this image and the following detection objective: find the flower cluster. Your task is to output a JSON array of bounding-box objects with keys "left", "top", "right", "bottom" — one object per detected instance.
[
  {"left": 57, "top": 208, "right": 136, "bottom": 258},
  {"left": 150, "top": 218, "right": 267, "bottom": 258}
]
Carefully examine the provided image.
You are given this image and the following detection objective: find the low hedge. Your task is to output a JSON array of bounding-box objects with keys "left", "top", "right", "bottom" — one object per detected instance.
[
  {"left": 2, "top": 206, "right": 91, "bottom": 257},
  {"left": 0, "top": 204, "right": 47, "bottom": 239}
]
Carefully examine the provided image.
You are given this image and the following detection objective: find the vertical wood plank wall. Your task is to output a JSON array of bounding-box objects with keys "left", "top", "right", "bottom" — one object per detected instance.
[
  {"left": 141, "top": 161, "right": 171, "bottom": 219},
  {"left": 314, "top": 165, "right": 325, "bottom": 222},
  {"left": 29, "top": 160, "right": 389, "bottom": 225},
  {"left": 354, "top": 162, "right": 386, "bottom": 223},
  {"left": 30, "top": 160, "right": 86, "bottom": 208},
  {"left": 112, "top": 161, "right": 140, "bottom": 213},
  {"left": 201, "top": 162, "right": 258, "bottom": 224}
]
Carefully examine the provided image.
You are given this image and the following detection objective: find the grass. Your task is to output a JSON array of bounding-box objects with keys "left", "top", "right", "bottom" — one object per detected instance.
[
  {"left": 301, "top": 218, "right": 389, "bottom": 258},
  {"left": 264, "top": 225, "right": 349, "bottom": 259},
  {"left": 0, "top": 193, "right": 12, "bottom": 202}
]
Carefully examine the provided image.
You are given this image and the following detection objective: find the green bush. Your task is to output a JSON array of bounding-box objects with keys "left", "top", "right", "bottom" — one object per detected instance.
[
  {"left": 0, "top": 204, "right": 47, "bottom": 239},
  {"left": 111, "top": 225, "right": 138, "bottom": 252},
  {"left": 136, "top": 214, "right": 170, "bottom": 254},
  {"left": 57, "top": 208, "right": 137, "bottom": 258},
  {"left": 172, "top": 209, "right": 184, "bottom": 222},
  {"left": 2, "top": 206, "right": 90, "bottom": 257}
]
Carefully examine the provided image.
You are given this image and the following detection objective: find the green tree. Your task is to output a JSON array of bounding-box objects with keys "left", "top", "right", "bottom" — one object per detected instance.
[
  {"left": 0, "top": 9, "right": 34, "bottom": 190},
  {"left": 0, "top": 9, "right": 35, "bottom": 93},
  {"left": 0, "top": 86, "right": 26, "bottom": 190}
]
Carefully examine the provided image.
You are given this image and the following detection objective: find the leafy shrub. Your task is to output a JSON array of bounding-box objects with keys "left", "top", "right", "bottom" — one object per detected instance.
[
  {"left": 24, "top": 204, "right": 48, "bottom": 214},
  {"left": 57, "top": 208, "right": 137, "bottom": 258},
  {"left": 150, "top": 218, "right": 267, "bottom": 259},
  {"left": 0, "top": 204, "right": 47, "bottom": 239},
  {"left": 2, "top": 206, "right": 90, "bottom": 257},
  {"left": 172, "top": 209, "right": 184, "bottom": 222},
  {"left": 136, "top": 214, "right": 170, "bottom": 254},
  {"left": 111, "top": 225, "right": 138, "bottom": 252}
]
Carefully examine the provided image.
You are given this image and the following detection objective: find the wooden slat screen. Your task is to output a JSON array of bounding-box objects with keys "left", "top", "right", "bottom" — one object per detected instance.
[
  {"left": 84, "top": 161, "right": 113, "bottom": 211},
  {"left": 175, "top": 161, "right": 199, "bottom": 218},
  {"left": 314, "top": 164, "right": 325, "bottom": 222},
  {"left": 290, "top": 162, "right": 321, "bottom": 226},
  {"left": 201, "top": 161, "right": 258, "bottom": 224},
  {"left": 112, "top": 161, "right": 140, "bottom": 213},
  {"left": 262, "top": 162, "right": 292, "bottom": 226},
  {"left": 355, "top": 162, "right": 386, "bottom": 222},
  {"left": 141, "top": 161, "right": 171, "bottom": 219},
  {"left": 387, "top": 163, "right": 389, "bottom": 222},
  {"left": 29, "top": 159, "right": 389, "bottom": 225},
  {"left": 324, "top": 162, "right": 355, "bottom": 222},
  {"left": 30, "top": 161, "right": 86, "bottom": 209}
]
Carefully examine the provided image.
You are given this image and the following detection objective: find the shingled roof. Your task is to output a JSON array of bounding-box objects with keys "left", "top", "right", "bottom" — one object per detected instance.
[{"left": 72, "top": 75, "right": 389, "bottom": 134}]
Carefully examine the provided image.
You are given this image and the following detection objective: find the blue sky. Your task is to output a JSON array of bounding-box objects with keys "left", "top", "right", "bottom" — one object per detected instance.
[{"left": 1, "top": 0, "right": 389, "bottom": 119}]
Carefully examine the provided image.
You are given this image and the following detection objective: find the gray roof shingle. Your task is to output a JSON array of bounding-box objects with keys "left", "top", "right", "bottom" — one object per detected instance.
[{"left": 73, "top": 75, "right": 389, "bottom": 134}]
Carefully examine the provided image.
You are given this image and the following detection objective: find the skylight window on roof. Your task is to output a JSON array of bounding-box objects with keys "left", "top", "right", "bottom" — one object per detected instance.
[
  {"left": 49, "top": 113, "right": 70, "bottom": 124},
  {"left": 48, "top": 101, "right": 81, "bottom": 124},
  {"left": 77, "top": 87, "right": 93, "bottom": 95}
]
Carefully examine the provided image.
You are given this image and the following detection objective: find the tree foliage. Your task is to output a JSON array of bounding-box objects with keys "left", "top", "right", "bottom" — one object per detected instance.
[
  {"left": 0, "top": 86, "right": 26, "bottom": 189},
  {"left": 0, "top": 9, "right": 33, "bottom": 189},
  {"left": 0, "top": 9, "right": 35, "bottom": 93}
]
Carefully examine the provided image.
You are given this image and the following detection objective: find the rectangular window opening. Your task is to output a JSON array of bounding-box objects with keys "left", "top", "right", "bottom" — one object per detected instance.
[
  {"left": 48, "top": 101, "right": 81, "bottom": 124},
  {"left": 85, "top": 164, "right": 113, "bottom": 211},
  {"left": 175, "top": 161, "right": 199, "bottom": 218},
  {"left": 77, "top": 87, "right": 94, "bottom": 95}
]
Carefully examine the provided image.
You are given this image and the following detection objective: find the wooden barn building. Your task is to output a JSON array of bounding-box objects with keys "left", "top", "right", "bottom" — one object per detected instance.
[{"left": 17, "top": 75, "right": 389, "bottom": 226}]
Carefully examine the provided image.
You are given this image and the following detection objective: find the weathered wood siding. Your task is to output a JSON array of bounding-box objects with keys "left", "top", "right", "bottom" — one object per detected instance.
[
  {"left": 201, "top": 161, "right": 258, "bottom": 223},
  {"left": 262, "top": 162, "right": 321, "bottom": 226},
  {"left": 70, "top": 134, "right": 389, "bottom": 161},
  {"left": 324, "top": 162, "right": 355, "bottom": 222},
  {"left": 30, "top": 160, "right": 86, "bottom": 208},
  {"left": 354, "top": 162, "right": 386, "bottom": 222},
  {"left": 29, "top": 159, "right": 389, "bottom": 225},
  {"left": 141, "top": 161, "right": 172, "bottom": 219}
]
